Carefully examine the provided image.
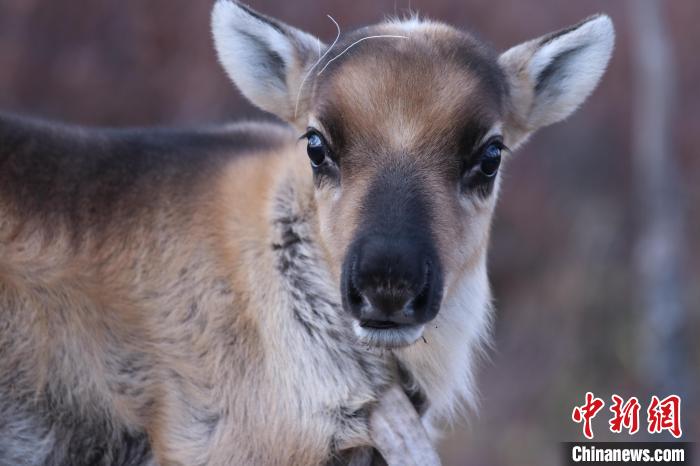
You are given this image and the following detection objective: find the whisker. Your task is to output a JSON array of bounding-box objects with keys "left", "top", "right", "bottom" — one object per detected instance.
[
  {"left": 316, "top": 35, "right": 409, "bottom": 76},
  {"left": 294, "top": 14, "right": 341, "bottom": 120}
]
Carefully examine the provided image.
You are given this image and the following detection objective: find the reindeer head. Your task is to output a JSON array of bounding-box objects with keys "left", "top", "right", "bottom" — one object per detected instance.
[{"left": 212, "top": 1, "right": 614, "bottom": 348}]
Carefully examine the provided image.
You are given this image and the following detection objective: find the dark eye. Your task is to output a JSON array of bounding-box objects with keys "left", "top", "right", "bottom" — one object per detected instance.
[
  {"left": 479, "top": 142, "right": 502, "bottom": 178},
  {"left": 461, "top": 137, "right": 507, "bottom": 195},
  {"left": 306, "top": 132, "right": 327, "bottom": 168}
]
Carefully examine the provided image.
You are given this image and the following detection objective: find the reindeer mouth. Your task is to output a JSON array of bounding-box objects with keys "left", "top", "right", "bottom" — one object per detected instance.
[
  {"left": 352, "top": 320, "right": 425, "bottom": 348},
  {"left": 359, "top": 319, "right": 402, "bottom": 329}
]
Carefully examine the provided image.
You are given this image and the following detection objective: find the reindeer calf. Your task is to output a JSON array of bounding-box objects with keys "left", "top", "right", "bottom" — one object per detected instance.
[{"left": 0, "top": 2, "right": 614, "bottom": 464}]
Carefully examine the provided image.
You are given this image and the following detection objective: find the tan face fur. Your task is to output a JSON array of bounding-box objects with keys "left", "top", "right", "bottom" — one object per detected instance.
[{"left": 309, "top": 22, "right": 506, "bottom": 298}]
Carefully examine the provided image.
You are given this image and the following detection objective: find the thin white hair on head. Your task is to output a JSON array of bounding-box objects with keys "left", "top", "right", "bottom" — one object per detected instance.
[
  {"left": 316, "top": 34, "right": 409, "bottom": 76},
  {"left": 384, "top": 9, "right": 421, "bottom": 25},
  {"left": 294, "top": 14, "right": 341, "bottom": 119}
]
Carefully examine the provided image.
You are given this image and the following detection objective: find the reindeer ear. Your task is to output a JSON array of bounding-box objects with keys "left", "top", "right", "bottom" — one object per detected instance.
[
  {"left": 211, "top": 1, "right": 322, "bottom": 121},
  {"left": 499, "top": 15, "right": 614, "bottom": 147}
]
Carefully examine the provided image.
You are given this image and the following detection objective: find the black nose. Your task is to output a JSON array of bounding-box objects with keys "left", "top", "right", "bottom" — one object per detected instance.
[{"left": 341, "top": 235, "right": 443, "bottom": 327}]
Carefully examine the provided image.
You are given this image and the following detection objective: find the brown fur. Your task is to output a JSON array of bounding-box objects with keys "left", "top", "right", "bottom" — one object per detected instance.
[{"left": 0, "top": 114, "right": 389, "bottom": 465}]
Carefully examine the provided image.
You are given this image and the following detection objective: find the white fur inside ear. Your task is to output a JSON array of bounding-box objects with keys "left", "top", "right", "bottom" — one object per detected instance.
[
  {"left": 501, "top": 15, "right": 615, "bottom": 132},
  {"left": 211, "top": 1, "right": 319, "bottom": 117},
  {"left": 528, "top": 15, "right": 614, "bottom": 127}
]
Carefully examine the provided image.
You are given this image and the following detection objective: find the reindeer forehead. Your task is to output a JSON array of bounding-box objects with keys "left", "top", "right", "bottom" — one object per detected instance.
[{"left": 313, "top": 22, "right": 507, "bottom": 151}]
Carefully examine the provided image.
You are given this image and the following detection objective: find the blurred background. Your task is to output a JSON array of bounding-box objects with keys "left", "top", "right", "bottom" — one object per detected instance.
[{"left": 0, "top": 0, "right": 697, "bottom": 464}]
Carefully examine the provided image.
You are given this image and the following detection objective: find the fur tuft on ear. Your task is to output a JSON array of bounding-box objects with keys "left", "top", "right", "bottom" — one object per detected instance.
[
  {"left": 499, "top": 14, "right": 615, "bottom": 147},
  {"left": 211, "top": 1, "right": 322, "bottom": 122}
]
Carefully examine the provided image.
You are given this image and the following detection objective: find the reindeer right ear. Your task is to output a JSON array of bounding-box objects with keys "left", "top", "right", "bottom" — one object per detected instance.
[
  {"left": 211, "top": 1, "right": 322, "bottom": 122},
  {"left": 499, "top": 15, "right": 614, "bottom": 148}
]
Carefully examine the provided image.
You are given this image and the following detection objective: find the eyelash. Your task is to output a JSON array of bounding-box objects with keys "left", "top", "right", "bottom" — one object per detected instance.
[{"left": 467, "top": 137, "right": 507, "bottom": 165}]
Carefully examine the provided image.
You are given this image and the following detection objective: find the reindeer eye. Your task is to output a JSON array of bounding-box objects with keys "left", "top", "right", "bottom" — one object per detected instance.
[
  {"left": 461, "top": 137, "right": 507, "bottom": 195},
  {"left": 306, "top": 132, "right": 327, "bottom": 168},
  {"left": 479, "top": 142, "right": 502, "bottom": 178}
]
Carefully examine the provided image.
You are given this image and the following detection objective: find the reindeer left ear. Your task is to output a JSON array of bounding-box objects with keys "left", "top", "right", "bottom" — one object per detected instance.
[
  {"left": 499, "top": 15, "right": 614, "bottom": 147},
  {"left": 212, "top": 1, "right": 322, "bottom": 122}
]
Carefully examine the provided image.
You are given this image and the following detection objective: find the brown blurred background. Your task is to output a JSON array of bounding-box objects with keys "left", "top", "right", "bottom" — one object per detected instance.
[{"left": 0, "top": 0, "right": 697, "bottom": 464}]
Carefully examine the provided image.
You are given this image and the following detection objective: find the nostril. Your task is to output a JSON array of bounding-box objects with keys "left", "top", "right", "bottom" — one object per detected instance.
[
  {"left": 347, "top": 259, "right": 364, "bottom": 308},
  {"left": 411, "top": 261, "right": 432, "bottom": 311}
]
